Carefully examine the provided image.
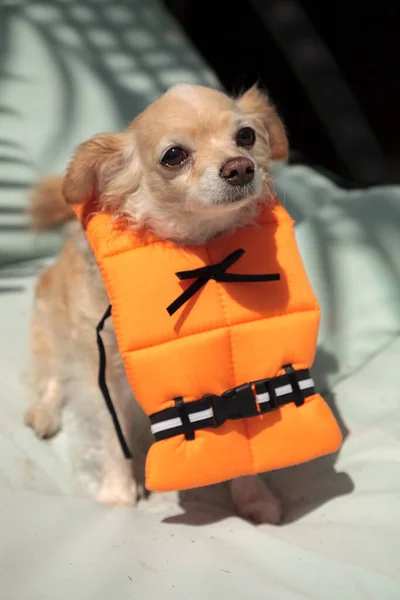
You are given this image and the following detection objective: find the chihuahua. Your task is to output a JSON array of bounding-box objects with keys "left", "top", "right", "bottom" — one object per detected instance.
[{"left": 26, "top": 84, "right": 288, "bottom": 524}]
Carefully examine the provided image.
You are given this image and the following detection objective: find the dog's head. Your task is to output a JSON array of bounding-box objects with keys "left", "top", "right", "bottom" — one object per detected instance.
[{"left": 63, "top": 85, "right": 288, "bottom": 244}]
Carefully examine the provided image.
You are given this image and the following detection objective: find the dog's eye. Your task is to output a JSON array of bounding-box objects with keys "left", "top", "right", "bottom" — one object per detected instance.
[
  {"left": 161, "top": 146, "right": 189, "bottom": 167},
  {"left": 235, "top": 127, "right": 256, "bottom": 147}
]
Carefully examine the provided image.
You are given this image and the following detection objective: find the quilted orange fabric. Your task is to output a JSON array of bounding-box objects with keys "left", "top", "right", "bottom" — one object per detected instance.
[{"left": 74, "top": 198, "right": 342, "bottom": 492}]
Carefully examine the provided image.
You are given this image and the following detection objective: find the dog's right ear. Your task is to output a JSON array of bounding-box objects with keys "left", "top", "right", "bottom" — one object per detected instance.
[{"left": 63, "top": 132, "right": 139, "bottom": 210}]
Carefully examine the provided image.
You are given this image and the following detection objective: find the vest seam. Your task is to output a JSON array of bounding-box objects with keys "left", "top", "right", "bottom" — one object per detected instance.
[
  {"left": 204, "top": 244, "right": 236, "bottom": 384},
  {"left": 215, "top": 279, "right": 235, "bottom": 383},
  {"left": 122, "top": 307, "right": 321, "bottom": 354},
  {"left": 213, "top": 271, "right": 257, "bottom": 471}
]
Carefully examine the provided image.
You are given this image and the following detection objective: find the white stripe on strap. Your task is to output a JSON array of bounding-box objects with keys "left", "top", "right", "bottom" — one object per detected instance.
[
  {"left": 276, "top": 383, "right": 293, "bottom": 396},
  {"left": 150, "top": 408, "right": 214, "bottom": 435},
  {"left": 151, "top": 416, "right": 182, "bottom": 435},
  {"left": 256, "top": 378, "right": 314, "bottom": 405},
  {"left": 299, "top": 378, "right": 314, "bottom": 390},
  {"left": 256, "top": 391, "right": 270, "bottom": 404},
  {"left": 189, "top": 408, "right": 214, "bottom": 423},
  {"left": 256, "top": 383, "right": 295, "bottom": 403}
]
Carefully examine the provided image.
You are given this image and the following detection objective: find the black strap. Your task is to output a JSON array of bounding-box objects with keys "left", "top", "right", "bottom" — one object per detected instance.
[
  {"left": 96, "top": 305, "right": 132, "bottom": 460},
  {"left": 174, "top": 397, "right": 195, "bottom": 440},
  {"left": 283, "top": 364, "right": 304, "bottom": 407},
  {"left": 257, "top": 377, "right": 279, "bottom": 410},
  {"left": 150, "top": 367, "right": 315, "bottom": 442},
  {"left": 167, "top": 248, "right": 280, "bottom": 316}
]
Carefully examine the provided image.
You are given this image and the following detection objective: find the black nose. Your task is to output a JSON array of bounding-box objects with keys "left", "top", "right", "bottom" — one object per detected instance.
[{"left": 220, "top": 157, "right": 255, "bottom": 186}]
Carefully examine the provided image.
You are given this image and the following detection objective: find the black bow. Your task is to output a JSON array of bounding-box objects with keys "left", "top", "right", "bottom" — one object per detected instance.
[{"left": 167, "top": 248, "right": 280, "bottom": 316}]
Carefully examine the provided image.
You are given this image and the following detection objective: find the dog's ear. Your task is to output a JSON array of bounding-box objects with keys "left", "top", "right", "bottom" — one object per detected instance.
[
  {"left": 63, "top": 132, "right": 140, "bottom": 210},
  {"left": 237, "top": 86, "right": 288, "bottom": 161}
]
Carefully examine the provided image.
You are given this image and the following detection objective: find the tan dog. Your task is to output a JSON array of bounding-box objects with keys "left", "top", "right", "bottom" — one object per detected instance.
[{"left": 26, "top": 84, "right": 288, "bottom": 524}]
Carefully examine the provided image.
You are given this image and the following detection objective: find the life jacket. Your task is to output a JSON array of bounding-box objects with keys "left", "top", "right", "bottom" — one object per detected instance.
[{"left": 74, "top": 198, "right": 342, "bottom": 492}]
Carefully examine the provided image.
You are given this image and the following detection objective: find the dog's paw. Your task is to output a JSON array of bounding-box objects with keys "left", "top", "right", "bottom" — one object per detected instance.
[
  {"left": 230, "top": 475, "right": 282, "bottom": 525},
  {"left": 24, "top": 405, "right": 61, "bottom": 439},
  {"left": 96, "top": 479, "right": 137, "bottom": 509},
  {"left": 235, "top": 497, "right": 282, "bottom": 525}
]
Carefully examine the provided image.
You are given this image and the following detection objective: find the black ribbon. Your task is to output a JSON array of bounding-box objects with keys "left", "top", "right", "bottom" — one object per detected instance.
[
  {"left": 96, "top": 304, "right": 132, "bottom": 460},
  {"left": 167, "top": 248, "right": 280, "bottom": 316}
]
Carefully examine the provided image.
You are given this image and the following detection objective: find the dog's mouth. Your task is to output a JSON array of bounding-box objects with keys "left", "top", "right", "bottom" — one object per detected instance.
[
  {"left": 224, "top": 184, "right": 256, "bottom": 202},
  {"left": 216, "top": 180, "right": 259, "bottom": 207},
  {"left": 192, "top": 172, "right": 263, "bottom": 215},
  {"left": 193, "top": 189, "right": 258, "bottom": 217}
]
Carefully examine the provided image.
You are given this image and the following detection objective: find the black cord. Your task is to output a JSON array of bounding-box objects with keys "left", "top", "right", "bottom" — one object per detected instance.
[
  {"left": 167, "top": 248, "right": 280, "bottom": 316},
  {"left": 96, "top": 305, "right": 132, "bottom": 460}
]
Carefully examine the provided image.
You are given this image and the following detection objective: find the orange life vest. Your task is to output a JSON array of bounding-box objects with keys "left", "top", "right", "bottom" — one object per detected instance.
[{"left": 74, "top": 198, "right": 342, "bottom": 492}]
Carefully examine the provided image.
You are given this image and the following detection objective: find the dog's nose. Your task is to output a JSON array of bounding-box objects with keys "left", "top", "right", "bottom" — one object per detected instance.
[{"left": 220, "top": 157, "right": 255, "bottom": 186}]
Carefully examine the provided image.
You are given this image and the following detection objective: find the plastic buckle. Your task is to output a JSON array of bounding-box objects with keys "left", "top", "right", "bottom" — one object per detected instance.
[{"left": 210, "top": 383, "right": 258, "bottom": 427}]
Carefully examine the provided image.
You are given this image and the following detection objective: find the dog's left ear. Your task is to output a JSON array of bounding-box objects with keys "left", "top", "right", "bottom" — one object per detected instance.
[{"left": 237, "top": 86, "right": 288, "bottom": 161}]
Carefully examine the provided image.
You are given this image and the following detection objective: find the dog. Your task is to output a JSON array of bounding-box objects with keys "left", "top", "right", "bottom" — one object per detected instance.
[{"left": 26, "top": 84, "right": 288, "bottom": 524}]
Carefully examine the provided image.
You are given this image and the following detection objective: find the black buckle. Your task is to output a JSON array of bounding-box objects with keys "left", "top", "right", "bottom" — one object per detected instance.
[{"left": 209, "top": 383, "right": 259, "bottom": 427}]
